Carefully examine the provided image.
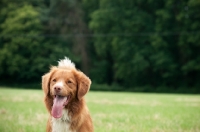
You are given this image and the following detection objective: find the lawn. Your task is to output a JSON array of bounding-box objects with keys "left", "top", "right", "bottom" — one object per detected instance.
[{"left": 0, "top": 87, "right": 199, "bottom": 132}]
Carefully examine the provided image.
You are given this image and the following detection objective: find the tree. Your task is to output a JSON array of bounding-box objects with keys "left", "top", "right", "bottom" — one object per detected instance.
[
  {"left": 89, "top": 0, "right": 200, "bottom": 90},
  {"left": 44, "top": 0, "right": 90, "bottom": 74},
  {"left": 89, "top": 0, "right": 155, "bottom": 86},
  {"left": 0, "top": 5, "right": 43, "bottom": 81},
  {"left": 0, "top": 4, "right": 71, "bottom": 84},
  {"left": 151, "top": 0, "right": 200, "bottom": 88}
]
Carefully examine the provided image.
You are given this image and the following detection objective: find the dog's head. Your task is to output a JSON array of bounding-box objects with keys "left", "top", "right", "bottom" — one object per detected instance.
[{"left": 42, "top": 58, "right": 91, "bottom": 118}]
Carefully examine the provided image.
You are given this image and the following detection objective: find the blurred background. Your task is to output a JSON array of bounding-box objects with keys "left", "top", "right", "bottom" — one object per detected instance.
[{"left": 0, "top": 0, "right": 200, "bottom": 93}]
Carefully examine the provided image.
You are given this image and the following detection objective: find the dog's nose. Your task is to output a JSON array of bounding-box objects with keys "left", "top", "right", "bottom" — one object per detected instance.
[{"left": 54, "top": 86, "right": 61, "bottom": 92}]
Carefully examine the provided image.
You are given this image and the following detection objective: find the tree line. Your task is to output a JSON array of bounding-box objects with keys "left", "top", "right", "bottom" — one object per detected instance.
[{"left": 0, "top": 0, "right": 200, "bottom": 93}]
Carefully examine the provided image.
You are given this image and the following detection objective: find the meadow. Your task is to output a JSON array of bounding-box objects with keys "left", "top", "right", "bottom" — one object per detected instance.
[{"left": 0, "top": 87, "right": 199, "bottom": 132}]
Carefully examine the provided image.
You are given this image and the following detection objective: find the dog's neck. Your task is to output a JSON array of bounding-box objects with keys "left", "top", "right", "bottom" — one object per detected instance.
[
  {"left": 61, "top": 109, "right": 71, "bottom": 122},
  {"left": 51, "top": 99, "right": 85, "bottom": 132},
  {"left": 52, "top": 109, "right": 74, "bottom": 132}
]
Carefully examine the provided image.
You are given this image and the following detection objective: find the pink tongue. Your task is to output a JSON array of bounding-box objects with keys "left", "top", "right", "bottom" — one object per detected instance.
[{"left": 51, "top": 96, "right": 68, "bottom": 118}]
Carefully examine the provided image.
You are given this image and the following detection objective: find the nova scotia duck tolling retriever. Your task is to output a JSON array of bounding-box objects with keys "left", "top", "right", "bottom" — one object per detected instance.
[{"left": 42, "top": 57, "right": 93, "bottom": 132}]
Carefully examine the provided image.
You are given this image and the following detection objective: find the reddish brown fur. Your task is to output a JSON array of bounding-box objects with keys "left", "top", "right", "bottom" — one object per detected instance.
[{"left": 42, "top": 66, "right": 93, "bottom": 132}]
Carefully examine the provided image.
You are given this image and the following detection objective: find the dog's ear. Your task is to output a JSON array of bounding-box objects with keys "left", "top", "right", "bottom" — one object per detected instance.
[
  {"left": 42, "top": 67, "right": 57, "bottom": 96},
  {"left": 42, "top": 73, "right": 51, "bottom": 96},
  {"left": 75, "top": 71, "right": 91, "bottom": 100}
]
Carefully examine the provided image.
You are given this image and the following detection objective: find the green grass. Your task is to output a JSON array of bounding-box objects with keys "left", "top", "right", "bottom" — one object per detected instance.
[{"left": 0, "top": 88, "right": 200, "bottom": 132}]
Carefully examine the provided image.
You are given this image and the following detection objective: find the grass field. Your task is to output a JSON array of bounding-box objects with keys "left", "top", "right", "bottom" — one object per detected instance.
[{"left": 0, "top": 87, "right": 200, "bottom": 132}]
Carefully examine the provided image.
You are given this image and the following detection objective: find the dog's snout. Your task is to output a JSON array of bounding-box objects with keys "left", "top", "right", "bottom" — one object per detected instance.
[{"left": 53, "top": 82, "right": 64, "bottom": 93}]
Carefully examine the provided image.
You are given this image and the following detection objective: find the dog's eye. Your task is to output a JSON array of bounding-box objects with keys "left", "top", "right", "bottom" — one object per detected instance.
[
  {"left": 67, "top": 80, "right": 72, "bottom": 84},
  {"left": 52, "top": 79, "right": 56, "bottom": 82}
]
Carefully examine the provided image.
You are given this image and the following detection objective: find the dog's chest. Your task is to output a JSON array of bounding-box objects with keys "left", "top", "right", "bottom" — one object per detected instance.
[{"left": 52, "top": 110, "right": 75, "bottom": 132}]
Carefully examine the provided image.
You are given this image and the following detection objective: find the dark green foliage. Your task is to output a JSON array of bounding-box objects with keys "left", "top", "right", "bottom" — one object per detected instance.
[
  {"left": 89, "top": 0, "right": 200, "bottom": 92},
  {"left": 0, "top": 2, "right": 72, "bottom": 84},
  {"left": 0, "top": 0, "right": 200, "bottom": 93}
]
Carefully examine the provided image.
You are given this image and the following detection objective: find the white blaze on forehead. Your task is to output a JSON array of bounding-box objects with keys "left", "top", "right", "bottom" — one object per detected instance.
[
  {"left": 55, "top": 81, "right": 64, "bottom": 88},
  {"left": 58, "top": 57, "right": 75, "bottom": 69}
]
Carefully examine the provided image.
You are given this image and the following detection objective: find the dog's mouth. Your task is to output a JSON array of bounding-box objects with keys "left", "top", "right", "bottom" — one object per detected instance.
[{"left": 51, "top": 95, "right": 70, "bottom": 118}]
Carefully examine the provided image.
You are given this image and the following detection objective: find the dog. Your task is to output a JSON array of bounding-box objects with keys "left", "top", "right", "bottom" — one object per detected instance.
[{"left": 42, "top": 57, "right": 93, "bottom": 132}]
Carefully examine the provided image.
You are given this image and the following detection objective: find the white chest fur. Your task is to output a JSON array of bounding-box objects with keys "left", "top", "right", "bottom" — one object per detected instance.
[{"left": 52, "top": 110, "right": 74, "bottom": 132}]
